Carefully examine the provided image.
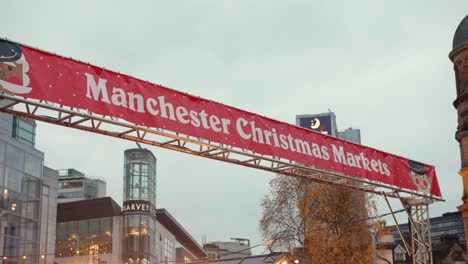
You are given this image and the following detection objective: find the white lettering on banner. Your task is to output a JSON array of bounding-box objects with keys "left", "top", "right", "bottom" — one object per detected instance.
[
  {"left": 236, "top": 118, "right": 250, "bottom": 140},
  {"left": 84, "top": 73, "right": 391, "bottom": 177},
  {"left": 176, "top": 105, "right": 190, "bottom": 124},
  {"left": 331, "top": 144, "right": 390, "bottom": 176},
  {"left": 235, "top": 118, "right": 335, "bottom": 161},
  {"left": 84, "top": 73, "right": 231, "bottom": 135},
  {"left": 111, "top": 87, "right": 128, "bottom": 108},
  {"left": 128, "top": 93, "right": 145, "bottom": 113},
  {"left": 295, "top": 138, "right": 312, "bottom": 155},
  {"left": 85, "top": 73, "right": 110, "bottom": 103},
  {"left": 146, "top": 98, "right": 159, "bottom": 115},
  {"left": 159, "top": 96, "right": 176, "bottom": 120}
]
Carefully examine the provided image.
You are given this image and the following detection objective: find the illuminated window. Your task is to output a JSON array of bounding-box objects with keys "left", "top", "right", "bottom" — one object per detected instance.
[
  {"left": 0, "top": 139, "right": 42, "bottom": 263},
  {"left": 62, "top": 181, "right": 83, "bottom": 189},
  {"left": 55, "top": 218, "right": 113, "bottom": 257}
]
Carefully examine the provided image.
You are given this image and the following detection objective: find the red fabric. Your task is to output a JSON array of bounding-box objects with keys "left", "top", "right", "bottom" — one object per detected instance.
[
  {"left": 6, "top": 76, "right": 21, "bottom": 85},
  {"left": 12, "top": 45, "right": 441, "bottom": 197}
]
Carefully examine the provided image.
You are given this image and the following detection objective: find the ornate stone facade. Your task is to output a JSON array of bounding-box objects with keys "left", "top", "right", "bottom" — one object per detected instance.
[{"left": 450, "top": 13, "right": 468, "bottom": 256}]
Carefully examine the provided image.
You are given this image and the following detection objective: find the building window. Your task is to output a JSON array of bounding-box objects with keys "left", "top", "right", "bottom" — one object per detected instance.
[
  {"left": 57, "top": 191, "right": 83, "bottom": 199},
  {"left": 5, "top": 145, "right": 24, "bottom": 171},
  {"left": 122, "top": 214, "right": 156, "bottom": 262},
  {"left": 5, "top": 167, "right": 23, "bottom": 193},
  {"left": 62, "top": 181, "right": 83, "bottom": 189},
  {"left": 55, "top": 217, "right": 113, "bottom": 258},
  {"left": 0, "top": 139, "right": 42, "bottom": 263},
  {"left": 84, "top": 179, "right": 98, "bottom": 198},
  {"left": 394, "top": 250, "right": 406, "bottom": 261},
  {"left": 124, "top": 149, "right": 157, "bottom": 205},
  {"left": 12, "top": 117, "right": 35, "bottom": 147},
  {"left": 24, "top": 153, "right": 42, "bottom": 179},
  {"left": 164, "top": 237, "right": 174, "bottom": 262}
]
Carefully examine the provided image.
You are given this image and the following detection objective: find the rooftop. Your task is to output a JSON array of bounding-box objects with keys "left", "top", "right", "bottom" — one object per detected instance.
[
  {"left": 57, "top": 196, "right": 121, "bottom": 222},
  {"left": 156, "top": 208, "right": 206, "bottom": 259},
  {"left": 453, "top": 14, "right": 468, "bottom": 49},
  {"left": 56, "top": 198, "right": 206, "bottom": 259}
]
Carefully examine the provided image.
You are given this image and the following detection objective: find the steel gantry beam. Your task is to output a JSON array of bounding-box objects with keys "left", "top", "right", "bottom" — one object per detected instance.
[
  {"left": 0, "top": 92, "right": 444, "bottom": 202},
  {"left": 0, "top": 93, "right": 441, "bottom": 263}
]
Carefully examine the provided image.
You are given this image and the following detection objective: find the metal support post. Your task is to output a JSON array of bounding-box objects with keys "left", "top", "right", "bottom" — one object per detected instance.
[{"left": 400, "top": 196, "right": 432, "bottom": 264}]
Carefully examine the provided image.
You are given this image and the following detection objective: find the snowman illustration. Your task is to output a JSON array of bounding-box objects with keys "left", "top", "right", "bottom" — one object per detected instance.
[
  {"left": 408, "top": 159, "right": 432, "bottom": 193},
  {"left": 0, "top": 40, "right": 31, "bottom": 94}
]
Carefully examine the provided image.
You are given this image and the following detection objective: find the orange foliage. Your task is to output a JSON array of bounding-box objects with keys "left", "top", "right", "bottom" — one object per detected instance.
[{"left": 259, "top": 174, "right": 377, "bottom": 264}]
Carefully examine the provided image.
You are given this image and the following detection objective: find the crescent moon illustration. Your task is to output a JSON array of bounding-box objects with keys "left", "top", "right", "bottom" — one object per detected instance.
[{"left": 310, "top": 118, "right": 320, "bottom": 129}]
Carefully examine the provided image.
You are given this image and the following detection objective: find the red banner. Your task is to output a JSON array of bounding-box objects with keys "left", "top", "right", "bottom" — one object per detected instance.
[{"left": 0, "top": 40, "right": 441, "bottom": 197}]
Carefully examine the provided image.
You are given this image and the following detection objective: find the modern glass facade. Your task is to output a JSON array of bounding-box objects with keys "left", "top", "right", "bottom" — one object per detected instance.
[
  {"left": 392, "top": 211, "right": 466, "bottom": 247},
  {"left": 122, "top": 214, "right": 156, "bottom": 263},
  {"left": 123, "top": 151, "right": 156, "bottom": 206},
  {"left": 56, "top": 169, "right": 106, "bottom": 203},
  {"left": 11, "top": 117, "right": 36, "bottom": 148},
  {"left": 54, "top": 197, "right": 122, "bottom": 263},
  {"left": 0, "top": 134, "right": 43, "bottom": 264},
  {"left": 123, "top": 149, "right": 157, "bottom": 264},
  {"left": 55, "top": 217, "right": 113, "bottom": 257},
  {"left": 164, "top": 237, "right": 174, "bottom": 262}
]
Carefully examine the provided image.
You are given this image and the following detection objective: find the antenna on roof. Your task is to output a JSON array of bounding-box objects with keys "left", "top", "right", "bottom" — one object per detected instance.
[{"left": 136, "top": 142, "right": 142, "bottom": 149}]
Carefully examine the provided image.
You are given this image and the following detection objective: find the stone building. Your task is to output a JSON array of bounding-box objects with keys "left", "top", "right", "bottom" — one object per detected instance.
[{"left": 450, "top": 13, "right": 468, "bottom": 256}]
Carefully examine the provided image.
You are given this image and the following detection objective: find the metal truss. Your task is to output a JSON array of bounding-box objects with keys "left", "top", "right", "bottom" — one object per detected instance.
[
  {"left": 403, "top": 196, "right": 433, "bottom": 264},
  {"left": 384, "top": 193, "right": 433, "bottom": 264},
  {"left": 0, "top": 93, "right": 443, "bottom": 202},
  {"left": 0, "top": 93, "right": 440, "bottom": 262}
]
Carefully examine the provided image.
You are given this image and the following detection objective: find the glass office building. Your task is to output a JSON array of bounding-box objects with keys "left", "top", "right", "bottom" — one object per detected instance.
[
  {"left": 56, "top": 218, "right": 113, "bottom": 257},
  {"left": 54, "top": 197, "right": 122, "bottom": 264},
  {"left": 56, "top": 168, "right": 106, "bottom": 203},
  {"left": 122, "top": 149, "right": 157, "bottom": 264},
  {"left": 0, "top": 123, "right": 43, "bottom": 264},
  {"left": 392, "top": 211, "right": 466, "bottom": 247},
  {"left": 11, "top": 117, "right": 36, "bottom": 147}
]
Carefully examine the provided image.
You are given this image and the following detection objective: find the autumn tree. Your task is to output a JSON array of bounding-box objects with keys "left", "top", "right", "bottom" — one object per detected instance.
[
  {"left": 259, "top": 175, "right": 313, "bottom": 250},
  {"left": 259, "top": 174, "right": 377, "bottom": 263}
]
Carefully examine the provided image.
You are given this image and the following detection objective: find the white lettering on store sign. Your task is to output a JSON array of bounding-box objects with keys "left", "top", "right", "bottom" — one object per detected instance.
[{"left": 123, "top": 203, "right": 150, "bottom": 212}]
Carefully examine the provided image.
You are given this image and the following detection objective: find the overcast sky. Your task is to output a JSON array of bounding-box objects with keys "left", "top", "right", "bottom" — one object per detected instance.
[{"left": 3, "top": 0, "right": 468, "bottom": 253}]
